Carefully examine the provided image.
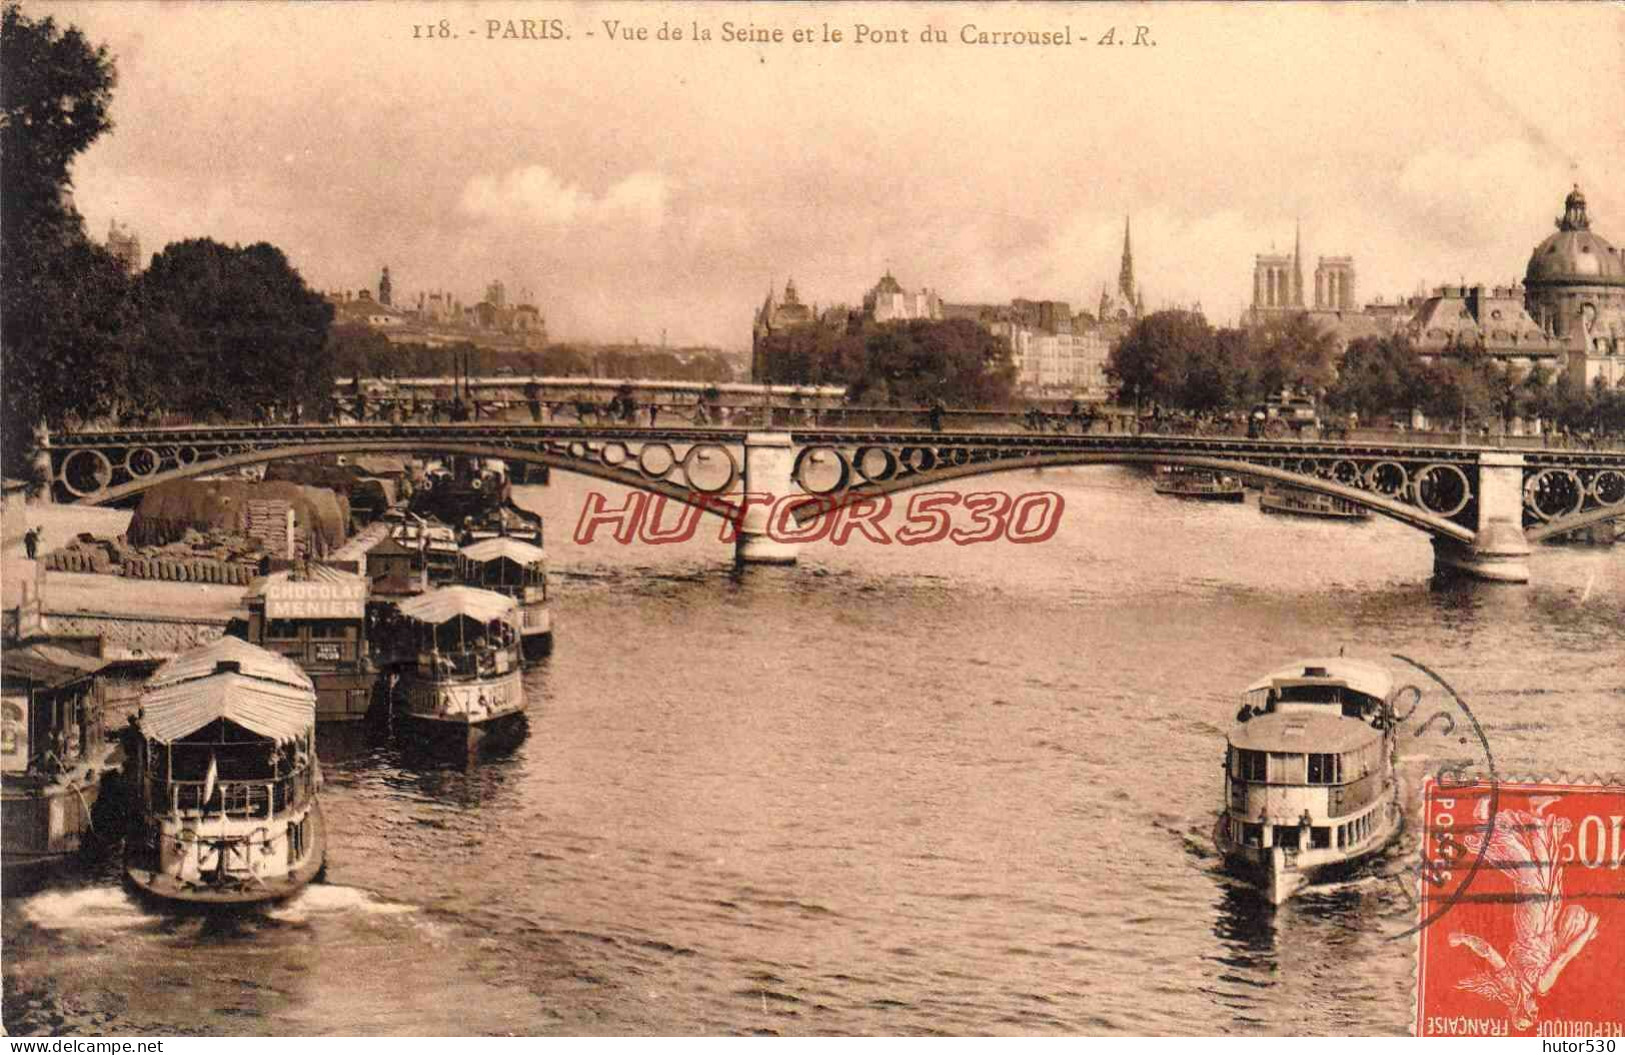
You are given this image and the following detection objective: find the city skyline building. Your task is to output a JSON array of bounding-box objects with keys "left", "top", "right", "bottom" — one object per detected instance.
[
  {"left": 1523, "top": 186, "right": 1625, "bottom": 392},
  {"left": 1250, "top": 222, "right": 1306, "bottom": 320}
]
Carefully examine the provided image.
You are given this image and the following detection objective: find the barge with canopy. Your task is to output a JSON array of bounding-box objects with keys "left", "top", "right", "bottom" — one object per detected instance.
[
  {"left": 124, "top": 637, "right": 325, "bottom": 905},
  {"left": 1214, "top": 657, "right": 1401, "bottom": 904},
  {"left": 2, "top": 644, "right": 119, "bottom": 874},
  {"left": 458, "top": 537, "right": 551, "bottom": 660},
  {"left": 383, "top": 586, "right": 526, "bottom": 746}
]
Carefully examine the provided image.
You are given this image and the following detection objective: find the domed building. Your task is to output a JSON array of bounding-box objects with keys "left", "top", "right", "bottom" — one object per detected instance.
[{"left": 1524, "top": 186, "right": 1625, "bottom": 391}]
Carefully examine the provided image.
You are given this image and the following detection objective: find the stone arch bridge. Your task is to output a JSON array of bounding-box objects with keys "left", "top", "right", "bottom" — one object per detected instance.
[{"left": 39, "top": 423, "right": 1625, "bottom": 582}]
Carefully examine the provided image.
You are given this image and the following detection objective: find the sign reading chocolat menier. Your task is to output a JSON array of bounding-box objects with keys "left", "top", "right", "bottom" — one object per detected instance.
[{"left": 264, "top": 580, "right": 367, "bottom": 621}]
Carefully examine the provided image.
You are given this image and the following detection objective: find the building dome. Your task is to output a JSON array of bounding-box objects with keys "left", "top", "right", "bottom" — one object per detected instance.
[{"left": 1525, "top": 186, "right": 1625, "bottom": 287}]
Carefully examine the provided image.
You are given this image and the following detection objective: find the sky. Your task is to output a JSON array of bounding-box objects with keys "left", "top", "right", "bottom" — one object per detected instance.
[{"left": 35, "top": 1, "right": 1625, "bottom": 348}]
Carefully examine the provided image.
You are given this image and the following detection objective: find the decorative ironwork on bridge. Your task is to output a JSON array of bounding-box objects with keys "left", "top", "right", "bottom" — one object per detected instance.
[{"left": 39, "top": 421, "right": 1625, "bottom": 581}]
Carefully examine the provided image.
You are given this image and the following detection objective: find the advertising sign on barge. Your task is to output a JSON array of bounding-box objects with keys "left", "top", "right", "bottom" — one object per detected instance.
[{"left": 244, "top": 563, "right": 378, "bottom": 721}]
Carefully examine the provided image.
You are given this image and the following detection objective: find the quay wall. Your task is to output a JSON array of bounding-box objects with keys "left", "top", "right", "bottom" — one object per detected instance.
[{"left": 40, "top": 610, "right": 230, "bottom": 660}]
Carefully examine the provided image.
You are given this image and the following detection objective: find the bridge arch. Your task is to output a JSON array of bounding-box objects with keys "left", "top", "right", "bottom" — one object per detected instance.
[
  {"left": 795, "top": 449, "right": 1476, "bottom": 543},
  {"left": 1527, "top": 502, "right": 1625, "bottom": 543},
  {"left": 58, "top": 434, "right": 1482, "bottom": 545},
  {"left": 67, "top": 439, "right": 735, "bottom": 514}
]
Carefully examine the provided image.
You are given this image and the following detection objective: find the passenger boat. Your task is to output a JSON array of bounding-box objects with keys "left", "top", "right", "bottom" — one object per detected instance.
[
  {"left": 458, "top": 537, "right": 552, "bottom": 660},
  {"left": 2, "top": 644, "right": 120, "bottom": 874},
  {"left": 384, "top": 586, "right": 526, "bottom": 746},
  {"left": 124, "top": 637, "right": 325, "bottom": 905},
  {"left": 1152, "top": 464, "right": 1245, "bottom": 502},
  {"left": 243, "top": 563, "right": 379, "bottom": 721},
  {"left": 385, "top": 512, "right": 461, "bottom": 584},
  {"left": 1259, "top": 484, "right": 1371, "bottom": 521},
  {"left": 1214, "top": 658, "right": 1401, "bottom": 904}
]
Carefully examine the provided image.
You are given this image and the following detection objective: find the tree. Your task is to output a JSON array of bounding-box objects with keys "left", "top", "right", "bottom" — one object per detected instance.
[
  {"left": 1, "top": 3, "right": 116, "bottom": 238},
  {"left": 850, "top": 318, "right": 1015, "bottom": 406},
  {"left": 1326, "top": 335, "right": 1426, "bottom": 419},
  {"left": 1106, "top": 310, "right": 1214, "bottom": 409},
  {"left": 138, "top": 239, "right": 335, "bottom": 421},
  {"left": 1247, "top": 314, "right": 1339, "bottom": 399},
  {"left": 1, "top": 3, "right": 124, "bottom": 474}
]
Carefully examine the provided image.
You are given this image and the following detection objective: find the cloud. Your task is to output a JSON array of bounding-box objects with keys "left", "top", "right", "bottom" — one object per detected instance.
[
  {"left": 1395, "top": 140, "right": 1570, "bottom": 251},
  {"left": 458, "top": 166, "right": 673, "bottom": 229}
]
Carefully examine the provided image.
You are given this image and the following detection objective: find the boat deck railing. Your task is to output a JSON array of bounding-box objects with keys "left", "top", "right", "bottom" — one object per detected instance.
[
  {"left": 413, "top": 646, "right": 518, "bottom": 679},
  {"left": 161, "top": 772, "right": 311, "bottom": 819}
]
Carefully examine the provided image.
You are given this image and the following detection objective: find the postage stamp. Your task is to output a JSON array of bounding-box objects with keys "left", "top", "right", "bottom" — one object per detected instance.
[{"left": 1415, "top": 779, "right": 1624, "bottom": 1038}]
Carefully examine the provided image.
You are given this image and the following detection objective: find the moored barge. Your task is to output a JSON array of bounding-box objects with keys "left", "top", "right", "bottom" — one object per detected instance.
[
  {"left": 384, "top": 586, "right": 526, "bottom": 748},
  {"left": 243, "top": 563, "right": 378, "bottom": 721},
  {"left": 2, "top": 644, "right": 119, "bottom": 874},
  {"left": 1259, "top": 484, "right": 1372, "bottom": 521},
  {"left": 1153, "top": 464, "right": 1246, "bottom": 502},
  {"left": 458, "top": 537, "right": 552, "bottom": 660}
]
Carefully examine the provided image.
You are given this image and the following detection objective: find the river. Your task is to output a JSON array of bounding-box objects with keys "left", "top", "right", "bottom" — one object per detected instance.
[{"left": 4, "top": 467, "right": 1621, "bottom": 1035}]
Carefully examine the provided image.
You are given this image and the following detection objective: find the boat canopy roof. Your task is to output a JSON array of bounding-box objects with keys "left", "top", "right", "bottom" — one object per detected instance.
[
  {"left": 1244, "top": 657, "right": 1393, "bottom": 701},
  {"left": 460, "top": 537, "right": 546, "bottom": 565},
  {"left": 1228, "top": 709, "right": 1381, "bottom": 753},
  {"left": 395, "top": 585, "right": 517, "bottom": 625},
  {"left": 2, "top": 643, "right": 107, "bottom": 690},
  {"left": 140, "top": 637, "right": 315, "bottom": 744}
]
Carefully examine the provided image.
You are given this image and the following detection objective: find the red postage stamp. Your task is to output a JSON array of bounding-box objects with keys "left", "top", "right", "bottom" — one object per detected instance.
[{"left": 1415, "top": 779, "right": 1624, "bottom": 1038}]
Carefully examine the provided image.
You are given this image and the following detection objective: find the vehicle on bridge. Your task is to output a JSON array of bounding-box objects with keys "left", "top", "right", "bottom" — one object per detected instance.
[
  {"left": 458, "top": 537, "right": 551, "bottom": 661},
  {"left": 383, "top": 586, "right": 526, "bottom": 750},
  {"left": 1152, "top": 464, "right": 1245, "bottom": 502},
  {"left": 1247, "top": 394, "right": 1325, "bottom": 439},
  {"left": 1258, "top": 484, "right": 1372, "bottom": 521},
  {"left": 124, "top": 637, "right": 327, "bottom": 905},
  {"left": 1215, "top": 658, "right": 1401, "bottom": 904}
]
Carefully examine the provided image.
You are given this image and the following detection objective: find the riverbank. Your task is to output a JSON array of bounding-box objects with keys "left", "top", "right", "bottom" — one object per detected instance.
[{"left": 1, "top": 504, "right": 134, "bottom": 559}]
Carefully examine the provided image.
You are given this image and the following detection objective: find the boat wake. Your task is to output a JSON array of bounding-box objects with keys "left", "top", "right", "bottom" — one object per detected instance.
[
  {"left": 266, "top": 884, "right": 416, "bottom": 922},
  {"left": 20, "top": 886, "right": 158, "bottom": 931}
]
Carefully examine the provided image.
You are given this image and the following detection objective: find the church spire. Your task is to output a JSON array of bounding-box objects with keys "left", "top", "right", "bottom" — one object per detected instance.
[
  {"left": 1292, "top": 219, "right": 1304, "bottom": 307},
  {"left": 1118, "top": 215, "right": 1135, "bottom": 302}
]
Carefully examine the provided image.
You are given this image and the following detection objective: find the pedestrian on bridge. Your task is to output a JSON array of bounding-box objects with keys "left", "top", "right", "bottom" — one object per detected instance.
[
  {"left": 24, "top": 526, "right": 40, "bottom": 560},
  {"left": 648, "top": 402, "right": 659, "bottom": 427}
]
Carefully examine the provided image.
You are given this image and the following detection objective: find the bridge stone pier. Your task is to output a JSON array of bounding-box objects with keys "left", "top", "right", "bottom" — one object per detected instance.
[
  {"left": 735, "top": 432, "right": 801, "bottom": 565},
  {"left": 1430, "top": 452, "right": 1531, "bottom": 584}
]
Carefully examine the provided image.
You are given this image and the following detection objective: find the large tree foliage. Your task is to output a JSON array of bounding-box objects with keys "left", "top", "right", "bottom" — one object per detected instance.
[
  {"left": 1, "top": 3, "right": 123, "bottom": 474},
  {"left": 1105, "top": 310, "right": 1216, "bottom": 409},
  {"left": 138, "top": 239, "right": 334, "bottom": 420},
  {"left": 1323, "top": 336, "right": 1427, "bottom": 419},
  {"left": 1, "top": 3, "right": 115, "bottom": 236}
]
